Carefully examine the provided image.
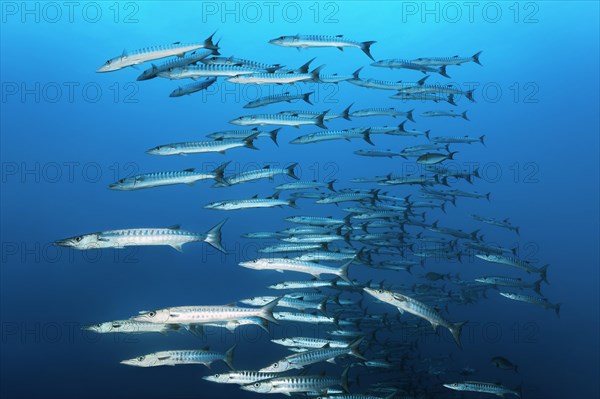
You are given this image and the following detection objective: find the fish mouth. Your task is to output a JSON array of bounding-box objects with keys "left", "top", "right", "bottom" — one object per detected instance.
[
  {"left": 238, "top": 261, "right": 253, "bottom": 268},
  {"left": 228, "top": 119, "right": 242, "bottom": 125},
  {"left": 54, "top": 238, "right": 72, "bottom": 247}
]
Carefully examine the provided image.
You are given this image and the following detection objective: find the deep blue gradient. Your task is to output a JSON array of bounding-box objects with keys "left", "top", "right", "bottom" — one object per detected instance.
[{"left": 1, "top": 2, "right": 599, "bottom": 398}]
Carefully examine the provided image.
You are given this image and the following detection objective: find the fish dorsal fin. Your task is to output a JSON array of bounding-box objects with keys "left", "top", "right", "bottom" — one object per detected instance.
[
  {"left": 263, "top": 165, "right": 271, "bottom": 169},
  {"left": 121, "top": 49, "right": 128, "bottom": 57},
  {"left": 183, "top": 168, "right": 195, "bottom": 172},
  {"left": 173, "top": 41, "right": 181, "bottom": 45},
  {"left": 336, "top": 34, "right": 343, "bottom": 37},
  {"left": 252, "top": 194, "right": 258, "bottom": 199},
  {"left": 201, "top": 346, "right": 210, "bottom": 351},
  {"left": 168, "top": 225, "right": 181, "bottom": 230}
]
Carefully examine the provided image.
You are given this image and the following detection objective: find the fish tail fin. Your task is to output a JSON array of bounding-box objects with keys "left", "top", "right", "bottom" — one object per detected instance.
[
  {"left": 260, "top": 297, "right": 281, "bottom": 324},
  {"left": 212, "top": 161, "right": 231, "bottom": 185},
  {"left": 406, "top": 109, "right": 415, "bottom": 122},
  {"left": 466, "top": 90, "right": 476, "bottom": 102},
  {"left": 360, "top": 41, "right": 376, "bottom": 61},
  {"left": 362, "top": 128, "right": 373, "bottom": 145},
  {"left": 244, "top": 133, "right": 260, "bottom": 150},
  {"left": 425, "top": 130, "right": 431, "bottom": 140},
  {"left": 310, "top": 64, "right": 326, "bottom": 82},
  {"left": 486, "top": 192, "right": 491, "bottom": 202},
  {"left": 450, "top": 321, "right": 466, "bottom": 348},
  {"left": 269, "top": 128, "right": 280, "bottom": 146},
  {"left": 439, "top": 65, "right": 450, "bottom": 78},
  {"left": 315, "top": 111, "right": 328, "bottom": 129},
  {"left": 327, "top": 179, "right": 337, "bottom": 192},
  {"left": 462, "top": 110, "right": 470, "bottom": 120},
  {"left": 303, "top": 91, "right": 314, "bottom": 105},
  {"left": 349, "top": 337, "right": 366, "bottom": 360},
  {"left": 288, "top": 198, "right": 299, "bottom": 209},
  {"left": 224, "top": 344, "right": 236, "bottom": 370},
  {"left": 336, "top": 257, "right": 355, "bottom": 284},
  {"left": 448, "top": 151, "right": 458, "bottom": 160},
  {"left": 480, "top": 135, "right": 486, "bottom": 146},
  {"left": 554, "top": 303, "right": 561, "bottom": 317},
  {"left": 515, "top": 226, "right": 520, "bottom": 236},
  {"left": 472, "top": 51, "right": 483, "bottom": 65},
  {"left": 286, "top": 162, "right": 299, "bottom": 180},
  {"left": 448, "top": 94, "right": 457, "bottom": 106},
  {"left": 342, "top": 103, "right": 353, "bottom": 120},
  {"left": 204, "top": 219, "right": 228, "bottom": 253},
  {"left": 204, "top": 30, "right": 219, "bottom": 50},
  {"left": 298, "top": 56, "right": 316, "bottom": 73},
  {"left": 340, "top": 366, "right": 351, "bottom": 393},
  {"left": 533, "top": 279, "right": 543, "bottom": 295},
  {"left": 539, "top": 264, "right": 549, "bottom": 285},
  {"left": 352, "top": 67, "right": 363, "bottom": 80}
]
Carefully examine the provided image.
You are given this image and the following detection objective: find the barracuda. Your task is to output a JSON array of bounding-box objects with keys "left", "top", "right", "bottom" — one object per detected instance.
[
  {"left": 120, "top": 345, "right": 235, "bottom": 369},
  {"left": 278, "top": 104, "right": 352, "bottom": 121},
  {"left": 259, "top": 243, "right": 325, "bottom": 254},
  {"left": 475, "top": 276, "right": 542, "bottom": 295},
  {"left": 285, "top": 215, "right": 351, "bottom": 227},
  {"left": 274, "top": 312, "right": 338, "bottom": 325},
  {"left": 108, "top": 161, "right": 229, "bottom": 190},
  {"left": 146, "top": 133, "right": 259, "bottom": 156},
  {"left": 429, "top": 134, "right": 484, "bottom": 146},
  {"left": 206, "top": 127, "right": 279, "bottom": 145},
  {"left": 372, "top": 58, "right": 450, "bottom": 77},
  {"left": 169, "top": 77, "right": 217, "bottom": 97},
  {"left": 227, "top": 65, "right": 324, "bottom": 84},
  {"left": 133, "top": 298, "right": 280, "bottom": 325},
  {"left": 350, "top": 107, "right": 414, "bottom": 121},
  {"left": 84, "top": 320, "right": 180, "bottom": 335},
  {"left": 203, "top": 370, "right": 280, "bottom": 385},
  {"left": 205, "top": 193, "right": 297, "bottom": 210},
  {"left": 159, "top": 64, "right": 261, "bottom": 79},
  {"left": 260, "top": 338, "right": 363, "bottom": 372},
  {"left": 316, "top": 190, "right": 379, "bottom": 205},
  {"left": 241, "top": 296, "right": 324, "bottom": 311},
  {"left": 239, "top": 257, "right": 353, "bottom": 283},
  {"left": 499, "top": 292, "right": 560, "bottom": 316},
  {"left": 268, "top": 280, "right": 335, "bottom": 290},
  {"left": 443, "top": 381, "right": 520, "bottom": 398},
  {"left": 271, "top": 337, "right": 350, "bottom": 349},
  {"left": 137, "top": 49, "right": 217, "bottom": 81},
  {"left": 400, "top": 85, "right": 475, "bottom": 102},
  {"left": 422, "top": 110, "right": 470, "bottom": 119},
  {"left": 214, "top": 163, "right": 298, "bottom": 187},
  {"left": 282, "top": 233, "right": 349, "bottom": 244},
  {"left": 476, "top": 254, "right": 549, "bottom": 283},
  {"left": 472, "top": 214, "right": 520, "bottom": 235},
  {"left": 349, "top": 68, "right": 428, "bottom": 90},
  {"left": 201, "top": 56, "right": 284, "bottom": 73},
  {"left": 295, "top": 250, "right": 359, "bottom": 262},
  {"left": 411, "top": 51, "right": 483, "bottom": 66},
  {"left": 97, "top": 33, "right": 218, "bottom": 72},
  {"left": 230, "top": 111, "right": 328, "bottom": 129},
  {"left": 364, "top": 287, "right": 466, "bottom": 347},
  {"left": 244, "top": 91, "right": 313, "bottom": 108},
  {"left": 241, "top": 367, "right": 350, "bottom": 395},
  {"left": 270, "top": 34, "right": 376, "bottom": 60},
  {"left": 55, "top": 219, "right": 227, "bottom": 253},
  {"left": 290, "top": 128, "right": 372, "bottom": 145},
  {"left": 276, "top": 180, "right": 336, "bottom": 192}
]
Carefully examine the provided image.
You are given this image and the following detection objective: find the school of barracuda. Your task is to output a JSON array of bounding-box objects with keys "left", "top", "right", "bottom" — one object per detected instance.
[{"left": 55, "top": 31, "right": 560, "bottom": 398}]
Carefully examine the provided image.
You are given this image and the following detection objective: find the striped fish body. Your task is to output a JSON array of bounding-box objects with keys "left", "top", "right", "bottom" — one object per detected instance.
[
  {"left": 444, "top": 381, "right": 520, "bottom": 398},
  {"left": 134, "top": 302, "right": 277, "bottom": 325},
  {"left": 259, "top": 243, "right": 324, "bottom": 253},
  {"left": 137, "top": 50, "right": 215, "bottom": 80},
  {"left": 205, "top": 198, "right": 294, "bottom": 210},
  {"left": 109, "top": 168, "right": 218, "bottom": 190},
  {"left": 159, "top": 64, "right": 259, "bottom": 79},
  {"left": 204, "top": 370, "right": 280, "bottom": 384},
  {"left": 147, "top": 135, "right": 258, "bottom": 156},
  {"left": 97, "top": 42, "right": 206, "bottom": 72}
]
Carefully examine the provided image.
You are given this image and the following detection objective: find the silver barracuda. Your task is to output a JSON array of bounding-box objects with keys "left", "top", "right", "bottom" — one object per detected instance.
[
  {"left": 97, "top": 33, "right": 218, "bottom": 72},
  {"left": 277, "top": 104, "right": 352, "bottom": 121},
  {"left": 239, "top": 257, "right": 353, "bottom": 283},
  {"left": 290, "top": 128, "right": 372, "bottom": 145},
  {"left": 201, "top": 56, "right": 284, "bottom": 73},
  {"left": 55, "top": 219, "right": 227, "bottom": 253},
  {"left": 475, "top": 276, "right": 542, "bottom": 295},
  {"left": 443, "top": 381, "right": 520, "bottom": 398},
  {"left": 349, "top": 107, "right": 414, "bottom": 121},
  {"left": 206, "top": 128, "right": 279, "bottom": 145},
  {"left": 158, "top": 64, "right": 260, "bottom": 79},
  {"left": 285, "top": 215, "right": 351, "bottom": 227},
  {"left": 372, "top": 58, "right": 450, "bottom": 77},
  {"left": 133, "top": 298, "right": 280, "bottom": 325},
  {"left": 120, "top": 345, "right": 235, "bottom": 369},
  {"left": 476, "top": 254, "right": 549, "bottom": 283},
  {"left": 268, "top": 280, "right": 335, "bottom": 290},
  {"left": 230, "top": 111, "right": 328, "bottom": 129},
  {"left": 241, "top": 367, "right": 350, "bottom": 395},
  {"left": 205, "top": 193, "right": 297, "bottom": 210},
  {"left": 169, "top": 77, "right": 217, "bottom": 97},
  {"left": 137, "top": 49, "right": 217, "bottom": 81},
  {"left": 364, "top": 287, "right": 466, "bottom": 347},
  {"left": 227, "top": 65, "right": 324, "bottom": 84},
  {"left": 472, "top": 214, "right": 520, "bottom": 235},
  {"left": 214, "top": 163, "right": 298, "bottom": 187},
  {"left": 203, "top": 370, "right": 280, "bottom": 385},
  {"left": 269, "top": 34, "right": 376, "bottom": 60},
  {"left": 276, "top": 180, "right": 336, "bottom": 192},
  {"left": 146, "top": 133, "right": 259, "bottom": 155},
  {"left": 274, "top": 312, "right": 338, "bottom": 325},
  {"left": 271, "top": 337, "right": 350, "bottom": 350},
  {"left": 411, "top": 51, "right": 483, "bottom": 66},
  {"left": 84, "top": 320, "right": 180, "bottom": 335},
  {"left": 422, "top": 110, "right": 470, "bottom": 119},
  {"left": 499, "top": 292, "right": 561, "bottom": 316},
  {"left": 429, "top": 134, "right": 484, "bottom": 145},
  {"left": 244, "top": 91, "right": 313, "bottom": 108},
  {"left": 108, "top": 161, "right": 229, "bottom": 190}
]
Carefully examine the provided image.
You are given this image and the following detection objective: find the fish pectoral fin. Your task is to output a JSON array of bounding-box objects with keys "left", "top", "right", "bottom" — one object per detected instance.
[
  {"left": 176, "top": 53, "right": 185, "bottom": 58},
  {"left": 396, "top": 307, "right": 405, "bottom": 314},
  {"left": 157, "top": 356, "right": 171, "bottom": 361},
  {"left": 275, "top": 269, "right": 285, "bottom": 273},
  {"left": 170, "top": 244, "right": 184, "bottom": 252},
  {"left": 337, "top": 47, "right": 344, "bottom": 51},
  {"left": 326, "top": 358, "right": 337, "bottom": 364}
]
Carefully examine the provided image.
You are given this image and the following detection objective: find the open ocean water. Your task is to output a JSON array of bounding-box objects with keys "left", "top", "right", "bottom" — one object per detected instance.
[{"left": 1, "top": 1, "right": 599, "bottom": 398}]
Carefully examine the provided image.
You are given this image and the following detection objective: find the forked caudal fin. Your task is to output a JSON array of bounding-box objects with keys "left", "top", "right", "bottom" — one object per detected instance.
[
  {"left": 204, "top": 218, "right": 228, "bottom": 253},
  {"left": 449, "top": 321, "right": 466, "bottom": 348},
  {"left": 260, "top": 297, "right": 281, "bottom": 324},
  {"left": 336, "top": 257, "right": 355, "bottom": 284},
  {"left": 360, "top": 41, "right": 376, "bottom": 61},
  {"left": 224, "top": 344, "right": 236, "bottom": 370}
]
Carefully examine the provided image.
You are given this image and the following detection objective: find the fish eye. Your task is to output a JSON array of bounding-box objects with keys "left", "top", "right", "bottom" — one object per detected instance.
[
  {"left": 106, "top": 60, "right": 111, "bottom": 64},
  {"left": 148, "top": 311, "right": 156, "bottom": 317},
  {"left": 214, "top": 374, "right": 220, "bottom": 378},
  {"left": 96, "top": 323, "right": 102, "bottom": 327},
  {"left": 75, "top": 236, "right": 83, "bottom": 242},
  {"left": 254, "top": 383, "right": 260, "bottom": 387},
  {"left": 137, "top": 356, "right": 144, "bottom": 361},
  {"left": 378, "top": 289, "right": 384, "bottom": 294},
  {"left": 273, "top": 363, "right": 278, "bottom": 368}
]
